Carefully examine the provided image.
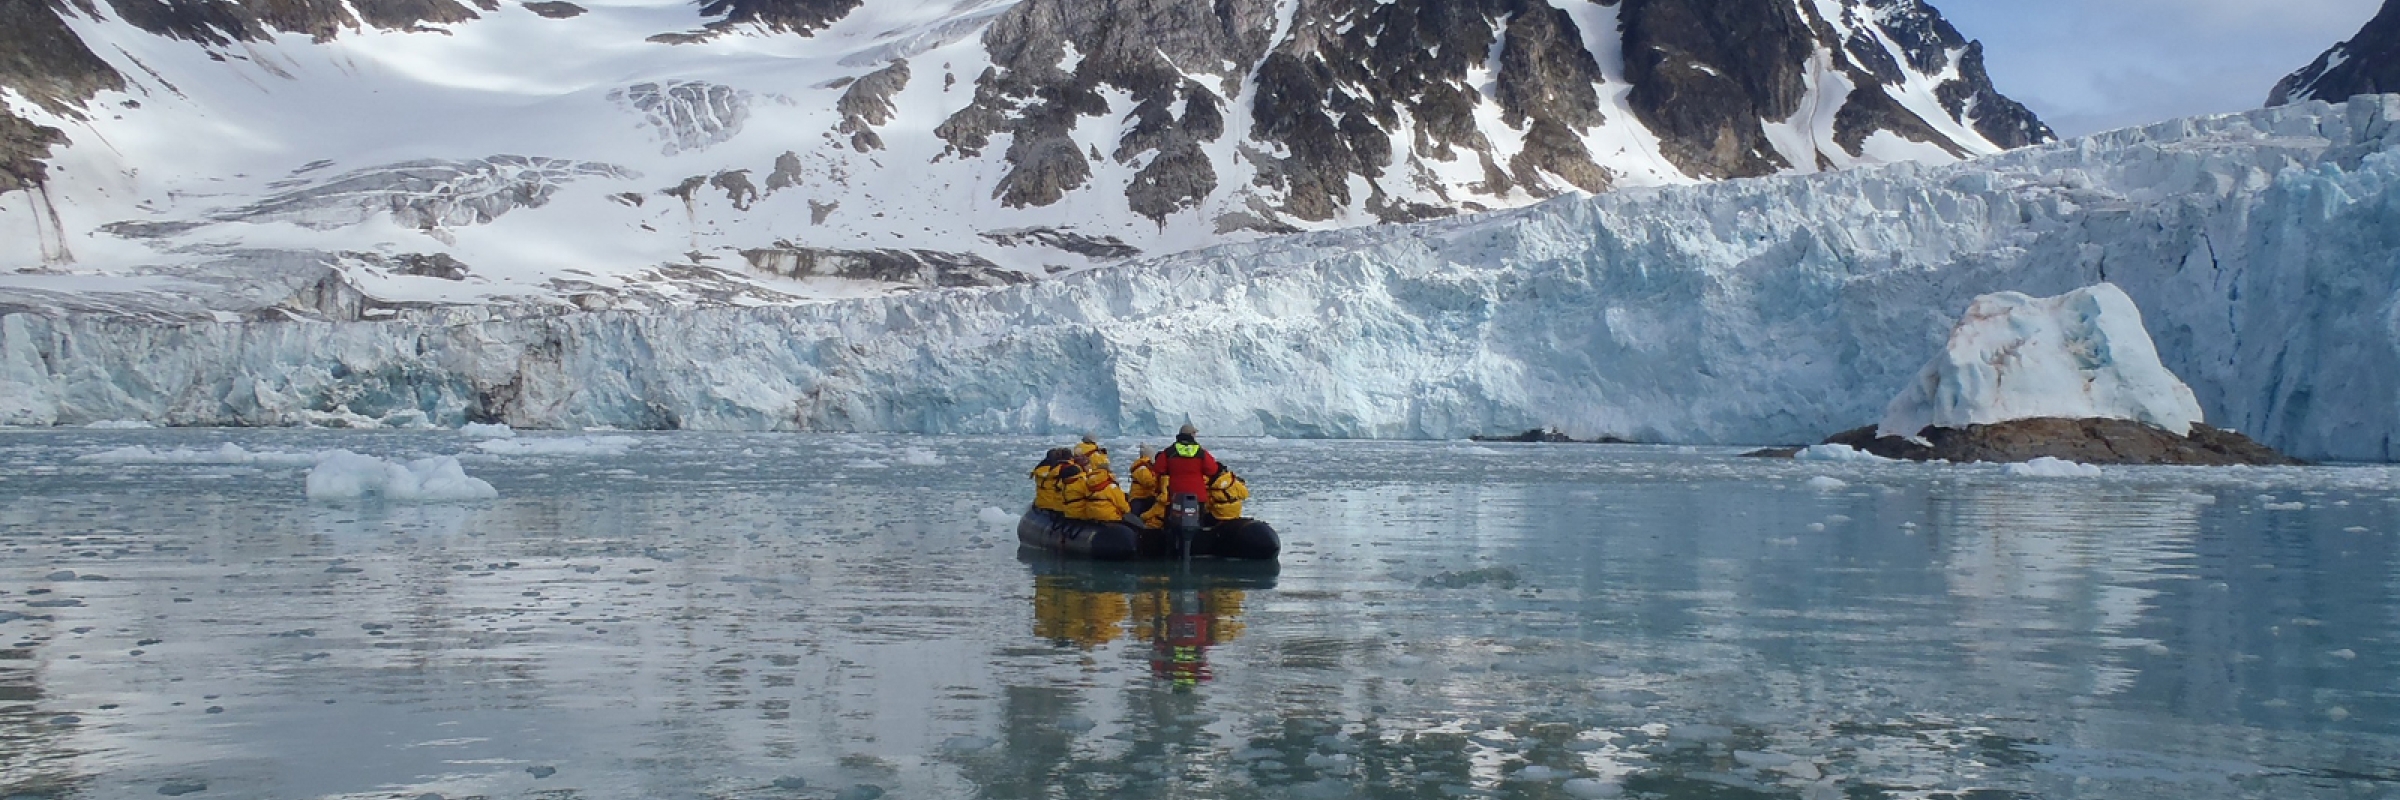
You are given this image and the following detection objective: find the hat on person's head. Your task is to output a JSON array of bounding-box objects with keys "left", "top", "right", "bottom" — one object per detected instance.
[
  {"left": 1138, "top": 444, "right": 1153, "bottom": 459},
  {"left": 1082, "top": 433, "right": 1098, "bottom": 445},
  {"left": 1178, "top": 423, "right": 1198, "bottom": 437}
]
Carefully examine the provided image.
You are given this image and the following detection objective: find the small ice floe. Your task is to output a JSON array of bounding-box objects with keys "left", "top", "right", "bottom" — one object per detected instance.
[
  {"left": 940, "top": 735, "right": 996, "bottom": 754},
  {"left": 1513, "top": 765, "right": 1565, "bottom": 782},
  {"left": 976, "top": 507, "right": 1015, "bottom": 526},
  {"left": 2004, "top": 457, "right": 2102, "bottom": 478},
  {"left": 2262, "top": 501, "right": 2308, "bottom": 511},
  {"left": 83, "top": 419, "right": 156, "bottom": 429},
  {"left": 458, "top": 423, "right": 516, "bottom": 439},
  {"left": 2331, "top": 648, "right": 2357, "bottom": 660},
  {"left": 1804, "top": 476, "right": 1848, "bottom": 491},
  {"left": 1561, "top": 777, "right": 1624, "bottom": 798},
  {"left": 475, "top": 435, "right": 636, "bottom": 456},
  {"left": 306, "top": 452, "right": 497, "bottom": 502},
  {"left": 898, "top": 447, "right": 945, "bottom": 466},
  {"left": 77, "top": 443, "right": 321, "bottom": 467},
  {"left": 1795, "top": 444, "right": 1893, "bottom": 463}
]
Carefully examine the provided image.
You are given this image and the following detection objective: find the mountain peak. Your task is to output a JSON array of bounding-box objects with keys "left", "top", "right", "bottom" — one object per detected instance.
[{"left": 2270, "top": 0, "right": 2400, "bottom": 106}]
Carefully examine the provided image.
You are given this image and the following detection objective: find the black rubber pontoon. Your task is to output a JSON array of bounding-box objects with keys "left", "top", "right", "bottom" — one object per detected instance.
[{"left": 1016, "top": 507, "right": 1281, "bottom": 562}]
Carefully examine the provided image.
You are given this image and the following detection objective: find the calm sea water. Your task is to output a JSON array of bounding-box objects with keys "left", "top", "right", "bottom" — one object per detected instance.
[{"left": 0, "top": 429, "right": 2394, "bottom": 800}]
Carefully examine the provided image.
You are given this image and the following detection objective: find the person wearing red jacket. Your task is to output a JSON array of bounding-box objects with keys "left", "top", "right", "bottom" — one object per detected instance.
[{"left": 1153, "top": 424, "right": 1220, "bottom": 499}]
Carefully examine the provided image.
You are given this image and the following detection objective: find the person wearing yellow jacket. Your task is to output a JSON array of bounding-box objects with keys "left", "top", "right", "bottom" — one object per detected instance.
[
  {"left": 1059, "top": 456, "right": 1132, "bottom": 523},
  {"left": 1206, "top": 469, "right": 1250, "bottom": 521},
  {"left": 1126, "top": 445, "right": 1160, "bottom": 515},
  {"left": 1030, "top": 447, "right": 1073, "bottom": 513},
  {"left": 1074, "top": 433, "right": 1111, "bottom": 471}
]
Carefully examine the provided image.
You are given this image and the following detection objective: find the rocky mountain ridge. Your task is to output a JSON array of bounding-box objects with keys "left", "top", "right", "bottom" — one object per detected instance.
[
  {"left": 2271, "top": 0, "right": 2400, "bottom": 107},
  {"left": 3, "top": 0, "right": 2049, "bottom": 315}
]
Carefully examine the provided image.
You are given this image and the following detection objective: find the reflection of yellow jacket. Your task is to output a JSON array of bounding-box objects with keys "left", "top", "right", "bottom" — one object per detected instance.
[
  {"left": 1031, "top": 464, "right": 1067, "bottom": 512},
  {"left": 1207, "top": 470, "right": 1249, "bottom": 521},
  {"left": 1075, "top": 442, "right": 1111, "bottom": 471},
  {"left": 1061, "top": 467, "right": 1131, "bottom": 522},
  {"left": 1127, "top": 457, "right": 1159, "bottom": 502}
]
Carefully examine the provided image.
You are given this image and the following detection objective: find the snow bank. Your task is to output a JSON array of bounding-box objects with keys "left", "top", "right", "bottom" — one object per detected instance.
[
  {"left": 1880, "top": 284, "right": 2205, "bottom": 438},
  {"left": 2004, "top": 457, "right": 2105, "bottom": 478},
  {"left": 4, "top": 99, "right": 2399, "bottom": 461},
  {"left": 76, "top": 443, "right": 323, "bottom": 467},
  {"left": 474, "top": 435, "right": 637, "bottom": 456},
  {"left": 305, "top": 451, "right": 497, "bottom": 502}
]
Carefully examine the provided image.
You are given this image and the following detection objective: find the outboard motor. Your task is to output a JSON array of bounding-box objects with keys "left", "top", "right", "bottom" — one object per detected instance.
[{"left": 1167, "top": 492, "right": 1206, "bottom": 563}]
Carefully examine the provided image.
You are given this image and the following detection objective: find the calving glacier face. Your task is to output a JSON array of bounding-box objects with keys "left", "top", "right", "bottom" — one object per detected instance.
[
  {"left": 0, "top": 0, "right": 2045, "bottom": 314},
  {"left": 2, "top": 98, "right": 2395, "bottom": 462}
]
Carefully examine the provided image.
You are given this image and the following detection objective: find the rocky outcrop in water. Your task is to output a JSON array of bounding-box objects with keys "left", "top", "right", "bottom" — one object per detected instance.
[
  {"left": 1802, "top": 419, "right": 2306, "bottom": 466},
  {"left": 2271, "top": 0, "right": 2400, "bottom": 106}
]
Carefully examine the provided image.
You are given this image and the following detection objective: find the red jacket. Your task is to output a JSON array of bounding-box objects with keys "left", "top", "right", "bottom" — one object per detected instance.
[{"left": 1154, "top": 444, "right": 1219, "bottom": 498}]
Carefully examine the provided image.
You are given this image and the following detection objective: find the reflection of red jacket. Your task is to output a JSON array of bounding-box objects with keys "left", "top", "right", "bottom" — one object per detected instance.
[{"left": 1154, "top": 446, "right": 1220, "bottom": 497}]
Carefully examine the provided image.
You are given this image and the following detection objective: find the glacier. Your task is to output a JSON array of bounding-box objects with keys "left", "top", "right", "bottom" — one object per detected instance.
[
  {"left": 1, "top": 97, "right": 2397, "bottom": 461},
  {"left": 1878, "top": 283, "right": 2207, "bottom": 438}
]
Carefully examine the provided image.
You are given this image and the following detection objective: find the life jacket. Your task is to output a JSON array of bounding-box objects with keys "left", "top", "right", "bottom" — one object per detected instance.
[
  {"left": 1060, "top": 467, "right": 1130, "bottom": 522},
  {"left": 1127, "top": 456, "right": 1159, "bottom": 501},
  {"left": 1206, "top": 470, "right": 1249, "bottom": 521},
  {"left": 1030, "top": 452, "right": 1072, "bottom": 512},
  {"left": 1154, "top": 442, "right": 1219, "bottom": 499}
]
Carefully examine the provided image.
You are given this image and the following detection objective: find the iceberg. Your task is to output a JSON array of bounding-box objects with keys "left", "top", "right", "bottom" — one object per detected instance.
[
  {"left": 304, "top": 451, "right": 498, "bottom": 502},
  {"left": 1, "top": 98, "right": 2398, "bottom": 461},
  {"left": 1878, "top": 283, "right": 2206, "bottom": 438}
]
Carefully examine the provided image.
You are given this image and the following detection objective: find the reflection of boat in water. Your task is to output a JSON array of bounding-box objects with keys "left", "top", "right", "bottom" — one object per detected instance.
[
  {"left": 1020, "top": 551, "right": 1273, "bottom": 689},
  {"left": 1015, "top": 506, "right": 1280, "bottom": 562}
]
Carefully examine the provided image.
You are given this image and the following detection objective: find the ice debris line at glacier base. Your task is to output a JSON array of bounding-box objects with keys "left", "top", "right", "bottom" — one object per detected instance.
[{"left": 1, "top": 97, "right": 2397, "bottom": 462}]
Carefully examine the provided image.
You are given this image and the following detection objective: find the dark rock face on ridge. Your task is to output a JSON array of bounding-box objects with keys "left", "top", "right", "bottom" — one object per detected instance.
[
  {"left": 1803, "top": 418, "right": 2307, "bottom": 466},
  {"left": 2270, "top": 0, "right": 2400, "bottom": 106}
]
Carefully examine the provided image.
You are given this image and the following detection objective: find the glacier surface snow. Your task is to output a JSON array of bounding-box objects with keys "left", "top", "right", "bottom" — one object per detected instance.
[
  {"left": 1879, "top": 283, "right": 2207, "bottom": 438},
  {"left": 2, "top": 98, "right": 2398, "bottom": 461}
]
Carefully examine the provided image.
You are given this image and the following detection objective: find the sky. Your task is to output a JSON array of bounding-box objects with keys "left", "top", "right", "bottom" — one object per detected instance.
[{"left": 1934, "top": 0, "right": 2382, "bottom": 137}]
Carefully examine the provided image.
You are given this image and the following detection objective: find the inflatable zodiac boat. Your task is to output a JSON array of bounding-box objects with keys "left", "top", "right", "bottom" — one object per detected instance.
[{"left": 1016, "top": 506, "right": 1281, "bottom": 562}]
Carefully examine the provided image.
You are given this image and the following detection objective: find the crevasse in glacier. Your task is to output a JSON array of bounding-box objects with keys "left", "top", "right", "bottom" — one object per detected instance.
[
  {"left": 0, "top": 97, "right": 2395, "bottom": 461},
  {"left": 1879, "top": 283, "right": 2207, "bottom": 438}
]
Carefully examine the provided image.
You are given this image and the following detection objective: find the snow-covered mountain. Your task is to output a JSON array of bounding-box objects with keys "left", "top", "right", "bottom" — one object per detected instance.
[
  {"left": 3, "top": 97, "right": 2394, "bottom": 461},
  {"left": 2270, "top": 0, "right": 2400, "bottom": 107},
  {"left": 0, "top": 0, "right": 2049, "bottom": 314}
]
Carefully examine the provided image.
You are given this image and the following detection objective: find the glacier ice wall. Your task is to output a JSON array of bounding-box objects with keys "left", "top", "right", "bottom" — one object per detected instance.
[
  {"left": 2, "top": 97, "right": 2397, "bottom": 461},
  {"left": 1878, "top": 283, "right": 2207, "bottom": 438}
]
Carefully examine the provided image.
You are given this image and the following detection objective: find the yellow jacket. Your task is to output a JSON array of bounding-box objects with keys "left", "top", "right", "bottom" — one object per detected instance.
[
  {"left": 1030, "top": 464, "right": 1068, "bottom": 512},
  {"left": 1207, "top": 470, "right": 1249, "bottom": 521},
  {"left": 1127, "top": 456, "right": 1159, "bottom": 501},
  {"left": 1060, "top": 467, "right": 1131, "bottom": 523},
  {"left": 1074, "top": 441, "right": 1111, "bottom": 471}
]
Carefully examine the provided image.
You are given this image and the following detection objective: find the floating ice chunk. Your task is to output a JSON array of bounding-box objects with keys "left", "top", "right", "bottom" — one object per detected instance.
[
  {"left": 459, "top": 423, "right": 516, "bottom": 439},
  {"left": 2004, "top": 457, "right": 2103, "bottom": 478},
  {"left": 1562, "top": 778, "right": 1624, "bottom": 798},
  {"left": 1670, "top": 724, "right": 1734, "bottom": 742},
  {"left": 1514, "top": 766, "right": 1565, "bottom": 782},
  {"left": 898, "top": 447, "right": 945, "bottom": 466},
  {"left": 77, "top": 443, "right": 322, "bottom": 467},
  {"left": 2331, "top": 648, "right": 2357, "bottom": 660},
  {"left": 83, "top": 419, "right": 155, "bottom": 429},
  {"left": 1804, "top": 476, "right": 1849, "bottom": 491},
  {"left": 474, "top": 435, "right": 636, "bottom": 456},
  {"left": 2262, "top": 501, "right": 2308, "bottom": 511},
  {"left": 940, "top": 735, "right": 996, "bottom": 753},
  {"left": 1795, "top": 445, "right": 1893, "bottom": 463},
  {"left": 1734, "top": 750, "right": 1795, "bottom": 768},
  {"left": 1453, "top": 445, "right": 1504, "bottom": 456},
  {"left": 306, "top": 451, "right": 497, "bottom": 502},
  {"left": 1881, "top": 284, "right": 2205, "bottom": 438},
  {"left": 977, "top": 506, "right": 1015, "bottom": 526}
]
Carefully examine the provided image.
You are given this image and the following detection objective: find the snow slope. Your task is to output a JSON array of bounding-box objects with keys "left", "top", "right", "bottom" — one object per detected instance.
[
  {"left": 1, "top": 97, "right": 2396, "bottom": 460},
  {"left": 0, "top": 0, "right": 2046, "bottom": 314},
  {"left": 1879, "top": 283, "right": 2206, "bottom": 438}
]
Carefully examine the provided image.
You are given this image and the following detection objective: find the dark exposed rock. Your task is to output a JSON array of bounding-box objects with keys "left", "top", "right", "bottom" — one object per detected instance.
[
  {"left": 521, "top": 1, "right": 583, "bottom": 19},
  {"left": 698, "top": 0, "right": 859, "bottom": 36},
  {"left": 835, "top": 59, "right": 909, "bottom": 152},
  {"left": 764, "top": 151, "right": 805, "bottom": 192},
  {"left": 1471, "top": 428, "right": 1634, "bottom": 444},
  {"left": 1806, "top": 418, "right": 2306, "bottom": 466},
  {"left": 978, "top": 228, "right": 1140, "bottom": 260},
  {"left": 708, "top": 169, "right": 757, "bottom": 210},
  {"left": 340, "top": 251, "right": 470, "bottom": 280},
  {"left": 740, "top": 244, "right": 1031, "bottom": 289},
  {"left": 1, "top": 0, "right": 128, "bottom": 189},
  {"left": 1621, "top": 0, "right": 1811, "bottom": 180},
  {"left": 2270, "top": 0, "right": 2400, "bottom": 106}
]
